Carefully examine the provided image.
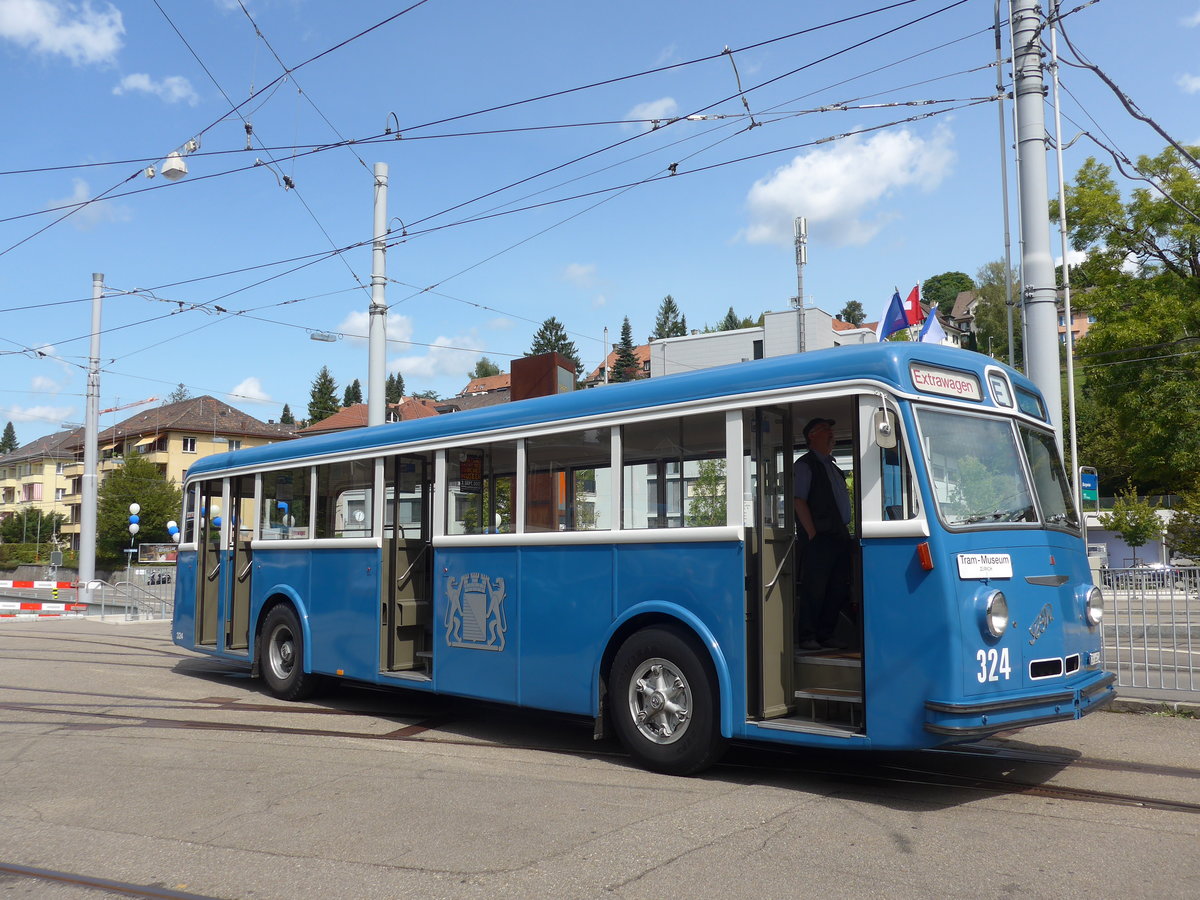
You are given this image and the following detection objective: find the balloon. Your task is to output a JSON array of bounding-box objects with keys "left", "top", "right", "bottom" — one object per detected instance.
[
  {"left": 211, "top": 516, "right": 222, "bottom": 528},
  {"left": 167, "top": 521, "right": 177, "bottom": 530},
  {"left": 128, "top": 514, "right": 140, "bottom": 524},
  {"left": 129, "top": 503, "right": 140, "bottom": 515},
  {"left": 173, "top": 532, "right": 181, "bottom": 542},
  {"left": 128, "top": 523, "right": 140, "bottom": 534}
]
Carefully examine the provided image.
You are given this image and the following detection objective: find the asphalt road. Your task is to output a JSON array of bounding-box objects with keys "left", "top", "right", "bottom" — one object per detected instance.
[{"left": 1, "top": 618, "right": 1198, "bottom": 899}]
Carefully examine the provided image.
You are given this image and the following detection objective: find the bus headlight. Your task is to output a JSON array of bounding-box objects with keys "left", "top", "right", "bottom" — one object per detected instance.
[
  {"left": 1085, "top": 585, "right": 1104, "bottom": 626},
  {"left": 982, "top": 590, "right": 1009, "bottom": 638}
]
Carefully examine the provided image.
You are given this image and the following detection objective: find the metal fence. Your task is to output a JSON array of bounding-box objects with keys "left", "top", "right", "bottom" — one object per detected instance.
[
  {"left": 1101, "top": 565, "right": 1199, "bottom": 692},
  {"left": 0, "top": 569, "right": 174, "bottom": 622}
]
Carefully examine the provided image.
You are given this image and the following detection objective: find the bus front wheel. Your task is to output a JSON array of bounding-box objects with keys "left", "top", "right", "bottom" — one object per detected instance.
[
  {"left": 610, "top": 626, "right": 725, "bottom": 775},
  {"left": 260, "top": 605, "right": 320, "bottom": 701}
]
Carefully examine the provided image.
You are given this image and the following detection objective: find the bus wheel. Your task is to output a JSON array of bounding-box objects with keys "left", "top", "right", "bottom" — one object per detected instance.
[
  {"left": 260, "top": 605, "right": 320, "bottom": 701},
  {"left": 610, "top": 626, "right": 725, "bottom": 775}
]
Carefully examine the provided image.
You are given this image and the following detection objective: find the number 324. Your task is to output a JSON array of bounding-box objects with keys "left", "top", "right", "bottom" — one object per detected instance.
[{"left": 976, "top": 647, "right": 1011, "bottom": 682}]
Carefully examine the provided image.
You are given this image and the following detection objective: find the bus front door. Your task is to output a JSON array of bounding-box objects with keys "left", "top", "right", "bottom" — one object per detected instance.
[{"left": 749, "top": 408, "right": 795, "bottom": 719}]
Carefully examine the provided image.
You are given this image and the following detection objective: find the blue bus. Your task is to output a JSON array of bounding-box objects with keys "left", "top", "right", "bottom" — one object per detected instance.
[{"left": 172, "top": 343, "right": 1113, "bottom": 774}]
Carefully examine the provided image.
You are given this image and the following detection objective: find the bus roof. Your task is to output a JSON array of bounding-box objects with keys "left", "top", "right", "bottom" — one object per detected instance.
[{"left": 185, "top": 343, "right": 1037, "bottom": 480}]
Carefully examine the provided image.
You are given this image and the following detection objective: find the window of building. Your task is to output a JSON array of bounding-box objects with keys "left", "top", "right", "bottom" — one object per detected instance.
[
  {"left": 622, "top": 412, "right": 727, "bottom": 529},
  {"left": 227, "top": 439, "right": 243, "bottom": 451},
  {"left": 525, "top": 428, "right": 612, "bottom": 532},
  {"left": 182, "top": 437, "right": 197, "bottom": 453}
]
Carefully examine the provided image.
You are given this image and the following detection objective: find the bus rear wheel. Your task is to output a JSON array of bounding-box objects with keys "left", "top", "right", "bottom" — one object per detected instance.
[
  {"left": 610, "top": 626, "right": 725, "bottom": 775},
  {"left": 260, "top": 605, "right": 320, "bottom": 701}
]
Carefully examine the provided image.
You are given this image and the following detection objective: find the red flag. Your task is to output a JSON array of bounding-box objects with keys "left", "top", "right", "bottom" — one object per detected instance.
[{"left": 904, "top": 285, "right": 924, "bottom": 326}]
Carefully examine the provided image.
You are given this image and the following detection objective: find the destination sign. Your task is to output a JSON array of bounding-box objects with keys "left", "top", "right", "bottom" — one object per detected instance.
[{"left": 911, "top": 364, "right": 981, "bottom": 401}]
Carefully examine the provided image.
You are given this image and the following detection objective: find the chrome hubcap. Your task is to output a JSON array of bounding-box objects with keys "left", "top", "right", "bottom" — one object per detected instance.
[{"left": 627, "top": 658, "right": 691, "bottom": 745}]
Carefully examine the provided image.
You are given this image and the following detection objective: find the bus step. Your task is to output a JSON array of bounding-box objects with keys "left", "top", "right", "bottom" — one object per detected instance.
[{"left": 794, "top": 688, "right": 862, "bottom": 704}]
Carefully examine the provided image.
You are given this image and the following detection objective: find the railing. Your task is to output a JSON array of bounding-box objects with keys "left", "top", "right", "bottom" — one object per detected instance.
[{"left": 1101, "top": 566, "right": 1199, "bottom": 693}]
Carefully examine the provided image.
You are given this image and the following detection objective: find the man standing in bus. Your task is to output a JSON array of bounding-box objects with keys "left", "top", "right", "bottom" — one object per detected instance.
[{"left": 793, "top": 417, "right": 852, "bottom": 651}]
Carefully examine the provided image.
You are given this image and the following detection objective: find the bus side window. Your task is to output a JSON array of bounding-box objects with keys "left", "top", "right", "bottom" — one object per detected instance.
[
  {"left": 315, "top": 458, "right": 374, "bottom": 538},
  {"left": 447, "top": 442, "right": 517, "bottom": 535},
  {"left": 260, "top": 468, "right": 311, "bottom": 540},
  {"left": 881, "top": 433, "right": 918, "bottom": 521},
  {"left": 525, "top": 427, "right": 612, "bottom": 532},
  {"left": 622, "top": 412, "right": 726, "bottom": 529}
]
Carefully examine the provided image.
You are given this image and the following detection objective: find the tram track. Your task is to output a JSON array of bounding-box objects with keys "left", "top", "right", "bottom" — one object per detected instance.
[
  {"left": 3, "top": 689, "right": 1198, "bottom": 815},
  {"left": 0, "top": 862, "right": 220, "bottom": 899}
]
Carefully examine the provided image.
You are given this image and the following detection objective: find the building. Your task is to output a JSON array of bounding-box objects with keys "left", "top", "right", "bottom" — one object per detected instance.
[
  {"left": 295, "top": 399, "right": 440, "bottom": 435},
  {"left": 1059, "top": 306, "right": 1095, "bottom": 346},
  {"left": 583, "top": 344, "right": 651, "bottom": 386},
  {"left": 0, "top": 396, "right": 297, "bottom": 550}
]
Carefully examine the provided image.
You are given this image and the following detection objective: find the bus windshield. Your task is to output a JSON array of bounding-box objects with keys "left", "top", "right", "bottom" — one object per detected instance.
[
  {"left": 917, "top": 408, "right": 1035, "bottom": 527},
  {"left": 1020, "top": 424, "right": 1080, "bottom": 531}
]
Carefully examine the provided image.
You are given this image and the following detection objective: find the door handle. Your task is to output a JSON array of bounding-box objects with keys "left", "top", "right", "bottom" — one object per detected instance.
[
  {"left": 206, "top": 562, "right": 221, "bottom": 582},
  {"left": 237, "top": 561, "right": 253, "bottom": 582},
  {"left": 764, "top": 535, "right": 796, "bottom": 597}
]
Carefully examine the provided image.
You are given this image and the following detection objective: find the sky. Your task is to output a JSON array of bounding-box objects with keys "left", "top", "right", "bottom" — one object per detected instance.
[{"left": 2, "top": 0, "right": 1199, "bottom": 446}]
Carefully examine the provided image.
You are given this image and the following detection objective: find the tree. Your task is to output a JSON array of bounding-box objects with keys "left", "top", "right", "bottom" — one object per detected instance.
[
  {"left": 1097, "top": 485, "right": 1162, "bottom": 564},
  {"left": 528, "top": 316, "right": 582, "bottom": 376},
  {"left": 1059, "top": 146, "right": 1200, "bottom": 494},
  {"left": 386, "top": 372, "right": 405, "bottom": 403},
  {"left": 971, "top": 260, "right": 1022, "bottom": 362},
  {"left": 611, "top": 317, "right": 642, "bottom": 382},
  {"left": 0, "top": 421, "right": 17, "bottom": 454},
  {"left": 96, "top": 456, "right": 182, "bottom": 561},
  {"left": 307, "top": 366, "right": 339, "bottom": 424},
  {"left": 686, "top": 459, "right": 727, "bottom": 527},
  {"left": 649, "top": 295, "right": 688, "bottom": 340},
  {"left": 0, "top": 508, "right": 64, "bottom": 544},
  {"left": 470, "top": 357, "right": 501, "bottom": 379},
  {"left": 715, "top": 307, "right": 757, "bottom": 332},
  {"left": 164, "top": 383, "right": 191, "bottom": 404},
  {"left": 837, "top": 301, "right": 866, "bottom": 326},
  {"left": 279, "top": 404, "right": 295, "bottom": 425},
  {"left": 343, "top": 378, "right": 363, "bottom": 406},
  {"left": 922, "top": 272, "right": 974, "bottom": 317},
  {"left": 411, "top": 389, "right": 440, "bottom": 401},
  {"left": 1165, "top": 484, "right": 1200, "bottom": 561}
]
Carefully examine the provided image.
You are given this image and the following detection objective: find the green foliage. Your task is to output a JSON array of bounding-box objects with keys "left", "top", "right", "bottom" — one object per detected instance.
[
  {"left": 1165, "top": 485, "right": 1200, "bottom": 560},
  {"left": 462, "top": 478, "right": 512, "bottom": 534},
  {"left": 528, "top": 316, "right": 582, "bottom": 376},
  {"left": 714, "top": 307, "right": 758, "bottom": 332},
  {"left": 385, "top": 372, "right": 405, "bottom": 403},
  {"left": 470, "top": 357, "right": 502, "bottom": 379},
  {"left": 164, "top": 383, "right": 191, "bottom": 404},
  {"left": 649, "top": 295, "right": 687, "bottom": 340},
  {"left": 279, "top": 403, "right": 295, "bottom": 425},
  {"left": 686, "top": 459, "right": 727, "bottom": 527},
  {"left": 837, "top": 301, "right": 866, "bottom": 326},
  {"left": 0, "top": 543, "right": 75, "bottom": 568},
  {"left": 0, "top": 508, "right": 65, "bottom": 544},
  {"left": 1063, "top": 147, "right": 1200, "bottom": 494},
  {"left": 922, "top": 271, "right": 974, "bottom": 317},
  {"left": 342, "top": 378, "right": 363, "bottom": 406},
  {"left": 1098, "top": 485, "right": 1162, "bottom": 552},
  {"left": 971, "top": 260, "right": 1022, "bottom": 364},
  {"left": 411, "top": 389, "right": 440, "bottom": 401},
  {"left": 0, "top": 421, "right": 18, "bottom": 454},
  {"left": 96, "top": 456, "right": 182, "bottom": 562},
  {"left": 611, "top": 317, "right": 642, "bottom": 382},
  {"left": 307, "top": 366, "right": 339, "bottom": 424}
]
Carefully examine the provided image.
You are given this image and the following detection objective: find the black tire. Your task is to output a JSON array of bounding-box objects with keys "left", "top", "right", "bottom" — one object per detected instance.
[
  {"left": 259, "top": 605, "right": 321, "bottom": 701},
  {"left": 610, "top": 625, "right": 725, "bottom": 775}
]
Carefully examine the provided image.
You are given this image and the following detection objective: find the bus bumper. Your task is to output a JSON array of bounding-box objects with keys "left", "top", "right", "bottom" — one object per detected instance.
[{"left": 922, "top": 671, "right": 1117, "bottom": 738}]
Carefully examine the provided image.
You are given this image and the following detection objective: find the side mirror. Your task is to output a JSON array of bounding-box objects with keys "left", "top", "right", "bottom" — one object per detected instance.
[{"left": 873, "top": 408, "right": 897, "bottom": 450}]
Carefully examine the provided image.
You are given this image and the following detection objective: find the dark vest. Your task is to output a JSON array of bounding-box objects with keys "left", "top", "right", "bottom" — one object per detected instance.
[{"left": 799, "top": 452, "right": 849, "bottom": 539}]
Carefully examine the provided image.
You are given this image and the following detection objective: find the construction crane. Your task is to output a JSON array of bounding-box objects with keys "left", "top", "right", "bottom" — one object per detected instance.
[{"left": 98, "top": 397, "right": 157, "bottom": 416}]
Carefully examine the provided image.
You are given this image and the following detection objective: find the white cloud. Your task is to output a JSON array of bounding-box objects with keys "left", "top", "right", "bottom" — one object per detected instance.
[
  {"left": 230, "top": 377, "right": 271, "bottom": 403},
  {"left": 31, "top": 374, "right": 61, "bottom": 392},
  {"left": 335, "top": 309, "right": 414, "bottom": 345},
  {"left": 390, "top": 332, "right": 485, "bottom": 380},
  {"left": 1177, "top": 73, "right": 1200, "bottom": 94},
  {"left": 742, "top": 125, "right": 956, "bottom": 247},
  {"left": 1184, "top": 8, "right": 1200, "bottom": 27},
  {"left": 626, "top": 97, "right": 678, "bottom": 129},
  {"left": 4, "top": 404, "right": 74, "bottom": 424},
  {"left": 563, "top": 262, "right": 597, "bottom": 287},
  {"left": 0, "top": 0, "right": 124, "bottom": 65},
  {"left": 592, "top": 293, "right": 607, "bottom": 309},
  {"left": 46, "top": 178, "right": 130, "bottom": 230},
  {"left": 1054, "top": 248, "right": 1088, "bottom": 268},
  {"left": 113, "top": 73, "right": 199, "bottom": 105}
]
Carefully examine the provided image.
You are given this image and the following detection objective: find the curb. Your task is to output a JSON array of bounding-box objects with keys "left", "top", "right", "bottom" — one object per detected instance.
[{"left": 1107, "top": 696, "right": 1200, "bottom": 718}]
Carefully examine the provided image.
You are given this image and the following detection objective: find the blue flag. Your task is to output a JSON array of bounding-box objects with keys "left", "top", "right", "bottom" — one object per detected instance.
[
  {"left": 919, "top": 310, "right": 947, "bottom": 344},
  {"left": 876, "top": 291, "right": 908, "bottom": 341}
]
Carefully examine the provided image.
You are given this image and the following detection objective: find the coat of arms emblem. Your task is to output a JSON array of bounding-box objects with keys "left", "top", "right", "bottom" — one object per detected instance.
[{"left": 444, "top": 573, "right": 507, "bottom": 651}]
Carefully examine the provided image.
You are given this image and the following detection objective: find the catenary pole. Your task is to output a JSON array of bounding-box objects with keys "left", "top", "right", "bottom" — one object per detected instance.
[
  {"left": 368, "top": 163, "right": 388, "bottom": 427},
  {"left": 78, "top": 273, "right": 102, "bottom": 603},
  {"left": 995, "top": 0, "right": 1017, "bottom": 367},
  {"left": 1011, "top": 0, "right": 1063, "bottom": 445}
]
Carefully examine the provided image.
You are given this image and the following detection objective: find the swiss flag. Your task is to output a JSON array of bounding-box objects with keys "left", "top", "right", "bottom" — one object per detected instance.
[{"left": 904, "top": 285, "right": 924, "bottom": 326}]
